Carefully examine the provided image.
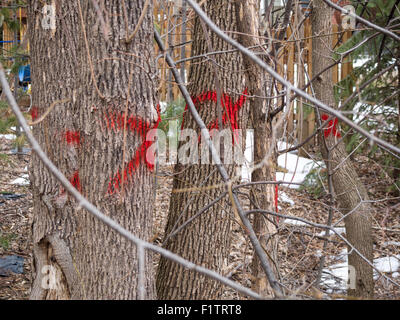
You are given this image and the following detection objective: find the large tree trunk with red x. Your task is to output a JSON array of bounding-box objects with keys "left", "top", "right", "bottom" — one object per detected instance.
[
  {"left": 312, "top": 0, "right": 374, "bottom": 298},
  {"left": 156, "top": 0, "right": 249, "bottom": 299},
  {"left": 29, "top": 0, "right": 157, "bottom": 299}
]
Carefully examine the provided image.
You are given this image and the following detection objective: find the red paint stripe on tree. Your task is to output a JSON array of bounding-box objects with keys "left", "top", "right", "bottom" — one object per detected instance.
[
  {"left": 30, "top": 106, "right": 39, "bottom": 121},
  {"left": 107, "top": 105, "right": 161, "bottom": 195},
  {"left": 63, "top": 131, "right": 81, "bottom": 145},
  {"left": 70, "top": 171, "right": 81, "bottom": 192},
  {"left": 181, "top": 89, "right": 248, "bottom": 144},
  {"left": 321, "top": 114, "right": 341, "bottom": 138}
]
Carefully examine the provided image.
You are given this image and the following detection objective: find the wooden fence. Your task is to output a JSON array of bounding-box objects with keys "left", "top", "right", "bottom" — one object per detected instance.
[
  {"left": 2, "top": 7, "right": 27, "bottom": 59},
  {"left": 154, "top": 0, "right": 193, "bottom": 102},
  {"left": 276, "top": 15, "right": 353, "bottom": 153},
  {"left": 154, "top": 2, "right": 353, "bottom": 153}
]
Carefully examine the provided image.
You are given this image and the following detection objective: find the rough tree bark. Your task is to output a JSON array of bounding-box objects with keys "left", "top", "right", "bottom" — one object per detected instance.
[
  {"left": 29, "top": 0, "right": 158, "bottom": 299},
  {"left": 156, "top": 0, "right": 249, "bottom": 299},
  {"left": 235, "top": 0, "right": 278, "bottom": 297},
  {"left": 312, "top": 0, "right": 374, "bottom": 298}
]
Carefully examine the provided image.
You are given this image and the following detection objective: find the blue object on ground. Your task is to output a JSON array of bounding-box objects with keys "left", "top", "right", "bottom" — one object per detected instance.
[
  {"left": 0, "top": 255, "right": 24, "bottom": 276},
  {"left": 0, "top": 193, "right": 27, "bottom": 201},
  {"left": 18, "top": 65, "right": 30, "bottom": 83}
]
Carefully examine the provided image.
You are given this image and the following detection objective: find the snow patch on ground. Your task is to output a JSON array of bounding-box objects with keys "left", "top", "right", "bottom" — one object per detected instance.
[
  {"left": 317, "top": 227, "right": 346, "bottom": 237},
  {"left": 374, "top": 256, "right": 400, "bottom": 274},
  {"left": 353, "top": 102, "right": 395, "bottom": 124},
  {"left": 383, "top": 241, "right": 400, "bottom": 247},
  {"left": 276, "top": 171, "right": 308, "bottom": 189},
  {"left": 353, "top": 57, "right": 369, "bottom": 68},
  {"left": 278, "top": 153, "right": 324, "bottom": 174},
  {"left": 276, "top": 153, "right": 324, "bottom": 189},
  {"left": 321, "top": 248, "right": 350, "bottom": 292},
  {"left": 159, "top": 101, "right": 168, "bottom": 113},
  {"left": 10, "top": 126, "right": 32, "bottom": 131},
  {"left": 321, "top": 248, "right": 400, "bottom": 292},
  {"left": 0, "top": 134, "right": 16, "bottom": 140},
  {"left": 279, "top": 192, "right": 295, "bottom": 206},
  {"left": 321, "top": 262, "right": 349, "bottom": 293},
  {"left": 10, "top": 174, "right": 30, "bottom": 186},
  {"left": 283, "top": 219, "right": 308, "bottom": 227},
  {"left": 241, "top": 138, "right": 324, "bottom": 187},
  {"left": 1, "top": 126, "right": 33, "bottom": 141},
  {"left": 277, "top": 141, "right": 298, "bottom": 154}
]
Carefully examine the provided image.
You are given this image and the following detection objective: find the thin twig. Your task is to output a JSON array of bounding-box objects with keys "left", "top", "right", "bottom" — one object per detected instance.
[
  {"left": 124, "top": 0, "right": 150, "bottom": 44},
  {"left": 322, "top": 0, "right": 400, "bottom": 42},
  {"left": 77, "top": 0, "right": 105, "bottom": 100},
  {"left": 90, "top": 0, "right": 110, "bottom": 39},
  {"left": 28, "top": 98, "right": 70, "bottom": 126},
  {"left": 246, "top": 208, "right": 400, "bottom": 289}
]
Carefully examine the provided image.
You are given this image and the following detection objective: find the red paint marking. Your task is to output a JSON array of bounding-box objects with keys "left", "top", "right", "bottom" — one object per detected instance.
[
  {"left": 63, "top": 131, "right": 81, "bottom": 145},
  {"left": 83, "top": 89, "right": 247, "bottom": 196},
  {"left": 30, "top": 106, "right": 39, "bottom": 121},
  {"left": 104, "top": 110, "right": 152, "bottom": 138},
  {"left": 70, "top": 171, "right": 81, "bottom": 192},
  {"left": 60, "top": 171, "right": 81, "bottom": 195},
  {"left": 321, "top": 114, "right": 341, "bottom": 138},
  {"left": 181, "top": 89, "right": 248, "bottom": 142},
  {"left": 106, "top": 105, "right": 161, "bottom": 194}
]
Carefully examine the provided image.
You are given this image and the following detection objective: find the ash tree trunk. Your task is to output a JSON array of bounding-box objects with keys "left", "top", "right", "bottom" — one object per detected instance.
[
  {"left": 29, "top": 0, "right": 158, "bottom": 299},
  {"left": 312, "top": 0, "right": 374, "bottom": 298},
  {"left": 235, "top": 0, "right": 279, "bottom": 297},
  {"left": 156, "top": 0, "right": 249, "bottom": 299}
]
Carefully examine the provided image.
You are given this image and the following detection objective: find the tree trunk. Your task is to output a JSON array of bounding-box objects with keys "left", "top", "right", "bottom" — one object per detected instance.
[
  {"left": 29, "top": 0, "right": 157, "bottom": 299},
  {"left": 311, "top": 0, "right": 374, "bottom": 298},
  {"left": 235, "top": 0, "right": 278, "bottom": 297},
  {"left": 156, "top": 0, "right": 249, "bottom": 299}
]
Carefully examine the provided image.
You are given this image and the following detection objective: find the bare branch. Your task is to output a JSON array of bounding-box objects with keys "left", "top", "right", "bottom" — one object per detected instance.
[
  {"left": 154, "top": 29, "right": 284, "bottom": 297},
  {"left": 0, "top": 63, "right": 263, "bottom": 301},
  {"left": 183, "top": 0, "right": 400, "bottom": 156},
  {"left": 322, "top": 0, "right": 400, "bottom": 42}
]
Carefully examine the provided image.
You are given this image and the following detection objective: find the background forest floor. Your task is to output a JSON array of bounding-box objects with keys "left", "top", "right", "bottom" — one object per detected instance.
[{"left": 0, "top": 135, "right": 399, "bottom": 300}]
